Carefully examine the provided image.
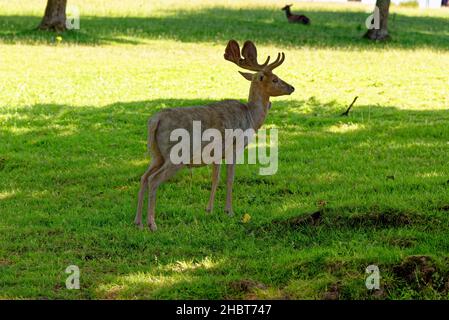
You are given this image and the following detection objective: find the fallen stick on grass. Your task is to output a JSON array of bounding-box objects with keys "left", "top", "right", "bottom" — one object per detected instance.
[{"left": 340, "top": 96, "right": 358, "bottom": 116}]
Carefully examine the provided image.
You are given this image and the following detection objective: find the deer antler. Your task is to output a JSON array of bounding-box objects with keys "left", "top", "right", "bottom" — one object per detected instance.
[
  {"left": 265, "top": 52, "right": 285, "bottom": 72},
  {"left": 224, "top": 40, "right": 270, "bottom": 72}
]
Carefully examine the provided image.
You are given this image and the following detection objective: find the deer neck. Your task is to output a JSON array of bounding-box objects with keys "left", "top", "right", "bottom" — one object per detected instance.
[
  {"left": 247, "top": 84, "right": 270, "bottom": 131},
  {"left": 284, "top": 8, "right": 292, "bottom": 17}
]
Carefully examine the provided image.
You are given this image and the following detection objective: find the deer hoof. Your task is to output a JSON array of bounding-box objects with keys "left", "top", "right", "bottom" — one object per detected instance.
[
  {"left": 225, "top": 209, "right": 234, "bottom": 217},
  {"left": 134, "top": 219, "right": 143, "bottom": 229},
  {"left": 148, "top": 223, "right": 158, "bottom": 232},
  {"left": 135, "top": 223, "right": 144, "bottom": 230},
  {"left": 205, "top": 207, "right": 212, "bottom": 214}
]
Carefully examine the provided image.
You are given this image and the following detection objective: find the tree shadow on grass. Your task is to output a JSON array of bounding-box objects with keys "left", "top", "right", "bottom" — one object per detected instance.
[
  {"left": 0, "top": 7, "right": 448, "bottom": 49},
  {"left": 1, "top": 99, "right": 449, "bottom": 299},
  {"left": 1, "top": 98, "right": 448, "bottom": 225}
]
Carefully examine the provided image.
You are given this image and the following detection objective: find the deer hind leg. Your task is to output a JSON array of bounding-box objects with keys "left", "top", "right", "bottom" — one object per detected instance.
[
  {"left": 147, "top": 162, "right": 182, "bottom": 231},
  {"left": 135, "top": 156, "right": 163, "bottom": 228},
  {"left": 206, "top": 163, "right": 221, "bottom": 213},
  {"left": 225, "top": 163, "right": 235, "bottom": 216}
]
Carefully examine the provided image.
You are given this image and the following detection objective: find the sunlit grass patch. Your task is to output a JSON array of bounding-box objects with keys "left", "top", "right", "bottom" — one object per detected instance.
[
  {"left": 95, "top": 257, "right": 224, "bottom": 299},
  {"left": 0, "top": 191, "right": 16, "bottom": 201},
  {"left": 327, "top": 122, "right": 365, "bottom": 133}
]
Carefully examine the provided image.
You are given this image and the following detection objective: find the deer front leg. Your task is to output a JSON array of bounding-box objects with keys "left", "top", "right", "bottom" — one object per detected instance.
[
  {"left": 206, "top": 163, "right": 221, "bottom": 213},
  {"left": 225, "top": 163, "right": 235, "bottom": 216}
]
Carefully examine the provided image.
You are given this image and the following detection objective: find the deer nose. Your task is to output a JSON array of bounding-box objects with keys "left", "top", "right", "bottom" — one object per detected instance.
[{"left": 290, "top": 85, "right": 295, "bottom": 92}]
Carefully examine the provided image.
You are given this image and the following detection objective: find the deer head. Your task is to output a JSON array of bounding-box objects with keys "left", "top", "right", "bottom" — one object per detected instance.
[
  {"left": 281, "top": 4, "right": 293, "bottom": 11},
  {"left": 224, "top": 40, "right": 294, "bottom": 97}
]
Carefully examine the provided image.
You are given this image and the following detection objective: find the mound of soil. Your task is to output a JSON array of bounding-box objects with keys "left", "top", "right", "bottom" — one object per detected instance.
[
  {"left": 335, "top": 210, "right": 414, "bottom": 228},
  {"left": 273, "top": 210, "right": 322, "bottom": 229},
  {"left": 392, "top": 255, "right": 448, "bottom": 292}
]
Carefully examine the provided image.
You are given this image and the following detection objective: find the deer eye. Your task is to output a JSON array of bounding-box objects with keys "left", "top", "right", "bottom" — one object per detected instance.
[{"left": 272, "top": 78, "right": 278, "bottom": 83}]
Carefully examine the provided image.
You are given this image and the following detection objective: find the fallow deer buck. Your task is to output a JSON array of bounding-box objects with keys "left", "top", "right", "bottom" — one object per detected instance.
[
  {"left": 135, "top": 40, "right": 294, "bottom": 231},
  {"left": 281, "top": 4, "right": 310, "bottom": 25}
]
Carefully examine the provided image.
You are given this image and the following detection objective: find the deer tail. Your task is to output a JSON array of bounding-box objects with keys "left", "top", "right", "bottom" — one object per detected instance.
[{"left": 147, "top": 115, "right": 163, "bottom": 160}]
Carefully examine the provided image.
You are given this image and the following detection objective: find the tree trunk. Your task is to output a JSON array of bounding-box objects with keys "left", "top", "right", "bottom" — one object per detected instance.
[
  {"left": 38, "top": 0, "right": 67, "bottom": 32},
  {"left": 364, "top": 0, "right": 391, "bottom": 41}
]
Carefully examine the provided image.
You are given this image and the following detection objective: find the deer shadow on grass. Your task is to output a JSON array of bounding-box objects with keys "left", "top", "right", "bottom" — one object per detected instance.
[{"left": 0, "top": 7, "right": 448, "bottom": 49}]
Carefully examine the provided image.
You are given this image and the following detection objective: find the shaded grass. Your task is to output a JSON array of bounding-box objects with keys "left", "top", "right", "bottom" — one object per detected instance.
[
  {"left": 1, "top": 99, "right": 449, "bottom": 299},
  {"left": 0, "top": 4, "right": 448, "bottom": 49}
]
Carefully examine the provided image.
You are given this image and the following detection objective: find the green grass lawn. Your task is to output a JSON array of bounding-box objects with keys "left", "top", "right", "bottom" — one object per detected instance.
[{"left": 1, "top": 0, "right": 449, "bottom": 299}]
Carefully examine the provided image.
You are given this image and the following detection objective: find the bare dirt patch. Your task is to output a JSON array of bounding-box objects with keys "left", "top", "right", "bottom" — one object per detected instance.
[
  {"left": 0, "top": 258, "right": 12, "bottom": 266},
  {"left": 228, "top": 279, "right": 267, "bottom": 293},
  {"left": 322, "top": 282, "right": 341, "bottom": 300},
  {"left": 392, "top": 255, "right": 448, "bottom": 293}
]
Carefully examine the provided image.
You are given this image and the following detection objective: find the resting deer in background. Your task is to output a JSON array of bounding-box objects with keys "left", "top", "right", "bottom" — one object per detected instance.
[
  {"left": 135, "top": 40, "right": 294, "bottom": 231},
  {"left": 281, "top": 4, "right": 310, "bottom": 25}
]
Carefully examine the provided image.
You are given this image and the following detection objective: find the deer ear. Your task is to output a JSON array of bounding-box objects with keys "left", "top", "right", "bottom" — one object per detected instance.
[{"left": 238, "top": 71, "right": 254, "bottom": 81}]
